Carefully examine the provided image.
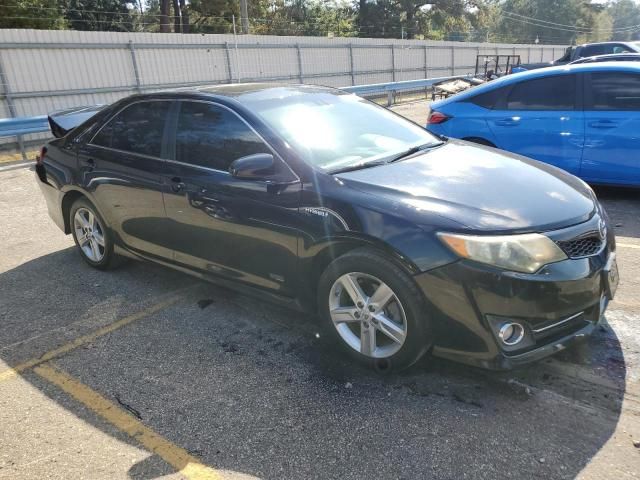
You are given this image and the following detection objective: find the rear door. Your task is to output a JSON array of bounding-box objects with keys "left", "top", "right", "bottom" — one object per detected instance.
[
  {"left": 486, "top": 74, "right": 584, "bottom": 175},
  {"left": 581, "top": 71, "right": 640, "bottom": 185},
  {"left": 80, "top": 100, "right": 174, "bottom": 259},
  {"left": 161, "top": 100, "right": 302, "bottom": 296}
]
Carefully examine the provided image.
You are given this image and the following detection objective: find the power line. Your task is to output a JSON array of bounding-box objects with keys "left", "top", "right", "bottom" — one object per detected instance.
[{"left": 501, "top": 10, "right": 640, "bottom": 34}]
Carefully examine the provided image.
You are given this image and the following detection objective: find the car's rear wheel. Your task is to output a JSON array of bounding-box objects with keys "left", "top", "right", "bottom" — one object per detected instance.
[
  {"left": 318, "top": 248, "right": 432, "bottom": 371},
  {"left": 69, "top": 197, "right": 117, "bottom": 270}
]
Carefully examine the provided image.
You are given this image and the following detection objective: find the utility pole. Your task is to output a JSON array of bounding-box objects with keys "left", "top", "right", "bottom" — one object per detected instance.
[{"left": 240, "top": 0, "right": 249, "bottom": 34}]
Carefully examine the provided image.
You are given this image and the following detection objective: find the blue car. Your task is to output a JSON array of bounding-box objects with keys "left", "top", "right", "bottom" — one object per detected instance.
[{"left": 426, "top": 63, "right": 640, "bottom": 187}]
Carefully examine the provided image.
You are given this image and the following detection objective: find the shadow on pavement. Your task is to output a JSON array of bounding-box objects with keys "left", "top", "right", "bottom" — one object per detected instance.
[
  {"left": 0, "top": 247, "right": 627, "bottom": 480},
  {"left": 596, "top": 186, "right": 640, "bottom": 240}
]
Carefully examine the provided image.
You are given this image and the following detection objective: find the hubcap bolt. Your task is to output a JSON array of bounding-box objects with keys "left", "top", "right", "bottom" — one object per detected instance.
[
  {"left": 368, "top": 305, "right": 375, "bottom": 312},
  {"left": 357, "top": 301, "right": 364, "bottom": 308},
  {"left": 354, "top": 311, "right": 360, "bottom": 318}
]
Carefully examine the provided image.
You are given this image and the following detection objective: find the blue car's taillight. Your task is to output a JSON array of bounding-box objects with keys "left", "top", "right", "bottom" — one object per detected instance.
[{"left": 427, "top": 111, "right": 450, "bottom": 124}]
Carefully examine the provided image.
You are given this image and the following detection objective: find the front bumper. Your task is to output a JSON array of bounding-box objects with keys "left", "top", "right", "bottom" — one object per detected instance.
[{"left": 415, "top": 239, "right": 614, "bottom": 370}]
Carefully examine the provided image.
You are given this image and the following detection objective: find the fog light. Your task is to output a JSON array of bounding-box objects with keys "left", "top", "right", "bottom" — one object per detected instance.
[{"left": 498, "top": 322, "right": 525, "bottom": 346}]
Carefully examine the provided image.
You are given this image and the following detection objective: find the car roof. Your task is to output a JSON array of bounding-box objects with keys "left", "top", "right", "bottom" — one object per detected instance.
[
  {"left": 579, "top": 41, "right": 640, "bottom": 48},
  {"left": 149, "top": 82, "right": 344, "bottom": 104},
  {"left": 571, "top": 53, "right": 640, "bottom": 64},
  {"left": 433, "top": 62, "right": 640, "bottom": 107}
]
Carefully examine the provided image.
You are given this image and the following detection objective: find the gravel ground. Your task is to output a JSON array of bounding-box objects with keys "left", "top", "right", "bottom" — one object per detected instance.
[{"left": 1, "top": 109, "right": 639, "bottom": 479}]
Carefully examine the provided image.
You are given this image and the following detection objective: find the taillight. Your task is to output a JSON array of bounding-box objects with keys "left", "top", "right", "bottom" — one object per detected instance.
[
  {"left": 36, "top": 146, "right": 47, "bottom": 165},
  {"left": 427, "top": 111, "right": 450, "bottom": 125}
]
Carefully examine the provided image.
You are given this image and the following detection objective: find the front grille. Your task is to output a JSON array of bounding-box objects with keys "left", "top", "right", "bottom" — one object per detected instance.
[{"left": 557, "top": 235, "right": 603, "bottom": 258}]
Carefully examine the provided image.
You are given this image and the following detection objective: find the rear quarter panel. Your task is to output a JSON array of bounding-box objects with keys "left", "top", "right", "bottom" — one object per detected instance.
[
  {"left": 36, "top": 140, "right": 79, "bottom": 232},
  {"left": 427, "top": 102, "right": 497, "bottom": 145}
]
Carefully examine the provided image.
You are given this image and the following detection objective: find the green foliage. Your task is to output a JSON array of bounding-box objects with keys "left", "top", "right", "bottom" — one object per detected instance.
[
  {"left": 2, "top": 0, "right": 640, "bottom": 45},
  {"left": 493, "top": 0, "right": 584, "bottom": 44},
  {"left": 609, "top": 0, "right": 640, "bottom": 41},
  {"left": 0, "top": 0, "right": 67, "bottom": 29},
  {"left": 65, "top": 0, "right": 134, "bottom": 31}
]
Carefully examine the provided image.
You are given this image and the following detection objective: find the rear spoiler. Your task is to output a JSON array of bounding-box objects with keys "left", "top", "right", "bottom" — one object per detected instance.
[{"left": 48, "top": 104, "right": 104, "bottom": 138}]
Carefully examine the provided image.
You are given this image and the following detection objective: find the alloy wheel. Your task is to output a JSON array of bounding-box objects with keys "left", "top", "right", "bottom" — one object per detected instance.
[
  {"left": 73, "top": 207, "right": 105, "bottom": 262},
  {"left": 328, "top": 272, "right": 407, "bottom": 358}
]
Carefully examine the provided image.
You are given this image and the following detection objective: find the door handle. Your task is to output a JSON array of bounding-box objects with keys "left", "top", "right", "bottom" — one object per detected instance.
[
  {"left": 494, "top": 118, "right": 519, "bottom": 126},
  {"left": 170, "top": 176, "right": 186, "bottom": 193},
  {"left": 588, "top": 120, "right": 617, "bottom": 129}
]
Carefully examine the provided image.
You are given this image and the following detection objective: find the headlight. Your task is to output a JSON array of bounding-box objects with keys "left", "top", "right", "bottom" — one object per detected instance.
[{"left": 437, "top": 232, "right": 567, "bottom": 273}]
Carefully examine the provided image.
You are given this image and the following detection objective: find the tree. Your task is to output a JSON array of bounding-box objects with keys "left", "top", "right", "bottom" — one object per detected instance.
[
  {"left": 493, "top": 0, "right": 584, "bottom": 44},
  {"left": 609, "top": 0, "right": 640, "bottom": 41},
  {"left": 0, "top": 0, "right": 66, "bottom": 29},
  {"left": 65, "top": 0, "right": 134, "bottom": 31},
  {"left": 160, "top": 0, "right": 170, "bottom": 32}
]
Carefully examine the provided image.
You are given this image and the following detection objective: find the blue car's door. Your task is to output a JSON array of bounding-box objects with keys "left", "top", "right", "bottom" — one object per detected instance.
[
  {"left": 581, "top": 71, "right": 640, "bottom": 185},
  {"left": 486, "top": 73, "right": 585, "bottom": 175}
]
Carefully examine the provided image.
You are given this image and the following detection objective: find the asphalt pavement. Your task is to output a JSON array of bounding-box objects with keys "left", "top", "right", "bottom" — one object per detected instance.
[{"left": 1, "top": 103, "right": 639, "bottom": 479}]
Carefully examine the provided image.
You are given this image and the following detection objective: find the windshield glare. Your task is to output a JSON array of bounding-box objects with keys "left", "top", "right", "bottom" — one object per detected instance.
[{"left": 249, "top": 91, "right": 440, "bottom": 171}]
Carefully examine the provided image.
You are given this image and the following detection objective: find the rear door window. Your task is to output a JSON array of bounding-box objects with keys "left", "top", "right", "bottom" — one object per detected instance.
[
  {"left": 173, "top": 101, "right": 270, "bottom": 171},
  {"left": 468, "top": 87, "right": 508, "bottom": 109},
  {"left": 588, "top": 72, "right": 640, "bottom": 110},
  {"left": 581, "top": 44, "right": 632, "bottom": 57},
  {"left": 91, "top": 101, "right": 170, "bottom": 158},
  {"left": 506, "top": 75, "right": 576, "bottom": 110}
]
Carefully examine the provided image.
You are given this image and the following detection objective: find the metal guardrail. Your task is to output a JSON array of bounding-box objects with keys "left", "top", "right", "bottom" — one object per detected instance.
[
  {"left": 342, "top": 74, "right": 472, "bottom": 105},
  {"left": 0, "top": 74, "right": 468, "bottom": 160},
  {"left": 0, "top": 115, "right": 48, "bottom": 137}
]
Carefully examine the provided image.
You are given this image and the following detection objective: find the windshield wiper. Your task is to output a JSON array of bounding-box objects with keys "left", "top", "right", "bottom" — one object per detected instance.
[
  {"left": 386, "top": 141, "right": 445, "bottom": 164},
  {"left": 328, "top": 141, "right": 446, "bottom": 174},
  {"left": 328, "top": 160, "right": 387, "bottom": 175}
]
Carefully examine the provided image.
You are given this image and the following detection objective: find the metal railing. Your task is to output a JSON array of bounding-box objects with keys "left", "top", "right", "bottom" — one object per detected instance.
[
  {"left": 0, "top": 116, "right": 48, "bottom": 137},
  {"left": 343, "top": 74, "right": 472, "bottom": 105}
]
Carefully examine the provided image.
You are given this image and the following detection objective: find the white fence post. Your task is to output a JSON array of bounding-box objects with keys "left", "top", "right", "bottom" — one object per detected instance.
[
  {"left": 0, "top": 54, "right": 26, "bottom": 161},
  {"left": 128, "top": 41, "right": 142, "bottom": 93}
]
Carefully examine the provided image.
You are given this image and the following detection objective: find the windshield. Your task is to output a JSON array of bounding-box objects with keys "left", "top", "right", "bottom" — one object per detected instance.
[
  {"left": 243, "top": 88, "right": 440, "bottom": 171},
  {"left": 557, "top": 47, "right": 573, "bottom": 62}
]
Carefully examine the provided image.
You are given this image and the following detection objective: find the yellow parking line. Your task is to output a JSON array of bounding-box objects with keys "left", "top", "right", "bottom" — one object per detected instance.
[
  {"left": 0, "top": 292, "right": 186, "bottom": 383},
  {"left": 618, "top": 243, "right": 640, "bottom": 249},
  {"left": 34, "top": 363, "right": 220, "bottom": 480}
]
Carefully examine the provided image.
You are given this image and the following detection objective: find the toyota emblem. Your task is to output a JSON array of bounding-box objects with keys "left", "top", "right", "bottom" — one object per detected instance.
[{"left": 598, "top": 218, "right": 607, "bottom": 240}]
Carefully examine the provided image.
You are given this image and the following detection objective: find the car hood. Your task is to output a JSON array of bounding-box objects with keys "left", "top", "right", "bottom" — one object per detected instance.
[{"left": 336, "top": 140, "right": 596, "bottom": 233}]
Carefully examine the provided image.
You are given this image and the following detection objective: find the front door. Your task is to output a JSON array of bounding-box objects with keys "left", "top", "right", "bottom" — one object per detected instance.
[
  {"left": 79, "top": 100, "right": 174, "bottom": 260},
  {"left": 487, "top": 73, "right": 585, "bottom": 175},
  {"left": 161, "top": 100, "right": 302, "bottom": 295},
  {"left": 581, "top": 71, "right": 640, "bottom": 185}
]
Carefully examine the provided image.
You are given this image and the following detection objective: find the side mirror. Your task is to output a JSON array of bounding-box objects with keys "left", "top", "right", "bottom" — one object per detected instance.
[{"left": 229, "top": 153, "right": 275, "bottom": 180}]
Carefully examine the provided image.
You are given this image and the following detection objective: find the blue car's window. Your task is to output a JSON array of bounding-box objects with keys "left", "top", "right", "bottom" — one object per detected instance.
[
  {"left": 174, "top": 101, "right": 270, "bottom": 171},
  {"left": 506, "top": 75, "right": 576, "bottom": 111},
  {"left": 589, "top": 72, "right": 640, "bottom": 110},
  {"left": 469, "top": 87, "right": 507, "bottom": 109},
  {"left": 247, "top": 91, "right": 440, "bottom": 171},
  {"left": 92, "top": 101, "right": 170, "bottom": 158}
]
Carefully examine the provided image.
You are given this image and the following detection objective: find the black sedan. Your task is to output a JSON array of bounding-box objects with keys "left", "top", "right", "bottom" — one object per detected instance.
[{"left": 35, "top": 84, "right": 618, "bottom": 371}]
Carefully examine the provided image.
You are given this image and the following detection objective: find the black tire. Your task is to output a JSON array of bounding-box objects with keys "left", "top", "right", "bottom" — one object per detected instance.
[
  {"left": 69, "top": 197, "right": 118, "bottom": 270},
  {"left": 317, "top": 248, "right": 432, "bottom": 372}
]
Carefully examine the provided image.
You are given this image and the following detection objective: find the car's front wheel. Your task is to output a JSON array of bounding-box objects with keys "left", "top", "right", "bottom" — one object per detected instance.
[
  {"left": 69, "top": 197, "right": 117, "bottom": 270},
  {"left": 318, "top": 248, "right": 432, "bottom": 371}
]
